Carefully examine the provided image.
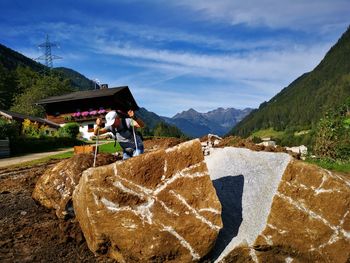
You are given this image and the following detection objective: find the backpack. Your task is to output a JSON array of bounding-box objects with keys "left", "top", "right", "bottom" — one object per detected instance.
[{"left": 113, "top": 118, "right": 143, "bottom": 148}]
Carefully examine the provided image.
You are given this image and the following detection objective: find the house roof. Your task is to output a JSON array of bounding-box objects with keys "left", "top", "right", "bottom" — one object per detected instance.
[
  {"left": 37, "top": 86, "right": 134, "bottom": 104},
  {"left": 0, "top": 109, "right": 60, "bottom": 128}
]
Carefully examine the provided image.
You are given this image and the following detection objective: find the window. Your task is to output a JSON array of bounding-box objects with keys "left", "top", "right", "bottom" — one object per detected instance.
[{"left": 88, "top": 123, "right": 94, "bottom": 132}]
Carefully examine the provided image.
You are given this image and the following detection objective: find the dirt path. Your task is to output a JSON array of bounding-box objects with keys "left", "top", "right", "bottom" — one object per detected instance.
[{"left": 0, "top": 149, "right": 72, "bottom": 169}]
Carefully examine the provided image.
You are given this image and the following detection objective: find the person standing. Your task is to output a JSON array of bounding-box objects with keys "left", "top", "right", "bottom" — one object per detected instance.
[{"left": 94, "top": 110, "right": 144, "bottom": 160}]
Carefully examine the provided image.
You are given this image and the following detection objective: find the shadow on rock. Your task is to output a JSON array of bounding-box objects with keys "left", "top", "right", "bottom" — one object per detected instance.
[{"left": 203, "top": 175, "right": 244, "bottom": 262}]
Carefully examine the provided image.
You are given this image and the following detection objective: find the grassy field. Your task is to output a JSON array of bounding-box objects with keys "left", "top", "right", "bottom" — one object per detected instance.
[
  {"left": 305, "top": 158, "right": 350, "bottom": 173},
  {"left": 38, "top": 141, "right": 121, "bottom": 160},
  {"left": 251, "top": 128, "right": 285, "bottom": 139},
  {"left": 98, "top": 141, "right": 122, "bottom": 153}
]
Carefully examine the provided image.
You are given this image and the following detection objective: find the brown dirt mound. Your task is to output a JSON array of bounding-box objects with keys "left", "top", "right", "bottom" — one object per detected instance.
[
  {"left": 143, "top": 137, "right": 186, "bottom": 152},
  {"left": 215, "top": 136, "right": 300, "bottom": 159},
  {"left": 0, "top": 161, "right": 115, "bottom": 263}
]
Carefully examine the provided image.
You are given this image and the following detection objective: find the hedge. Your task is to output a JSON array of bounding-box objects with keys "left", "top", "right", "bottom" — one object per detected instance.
[{"left": 10, "top": 137, "right": 85, "bottom": 155}]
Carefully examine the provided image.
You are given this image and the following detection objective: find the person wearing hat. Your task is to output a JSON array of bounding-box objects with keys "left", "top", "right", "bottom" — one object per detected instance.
[{"left": 94, "top": 110, "right": 144, "bottom": 160}]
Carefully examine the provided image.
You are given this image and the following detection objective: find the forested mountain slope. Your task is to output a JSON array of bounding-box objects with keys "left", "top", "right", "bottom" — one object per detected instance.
[
  {"left": 231, "top": 26, "right": 350, "bottom": 137},
  {"left": 0, "top": 43, "right": 94, "bottom": 91}
]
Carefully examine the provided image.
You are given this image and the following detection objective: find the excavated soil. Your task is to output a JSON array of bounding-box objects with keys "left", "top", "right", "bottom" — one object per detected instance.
[
  {"left": 214, "top": 136, "right": 300, "bottom": 159},
  {"left": 0, "top": 138, "right": 185, "bottom": 263},
  {"left": 0, "top": 161, "right": 118, "bottom": 263},
  {"left": 143, "top": 137, "right": 185, "bottom": 152}
]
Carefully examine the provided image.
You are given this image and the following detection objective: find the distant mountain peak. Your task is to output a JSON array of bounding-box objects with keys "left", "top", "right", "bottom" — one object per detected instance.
[
  {"left": 165, "top": 107, "right": 253, "bottom": 137},
  {"left": 173, "top": 108, "right": 200, "bottom": 119}
]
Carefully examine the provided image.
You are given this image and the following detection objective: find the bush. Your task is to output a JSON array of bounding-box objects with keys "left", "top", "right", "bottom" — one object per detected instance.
[
  {"left": 313, "top": 98, "right": 350, "bottom": 161},
  {"left": 21, "top": 119, "right": 49, "bottom": 138},
  {"left": 251, "top": 136, "right": 262, "bottom": 143},
  {"left": 0, "top": 118, "right": 20, "bottom": 140},
  {"left": 10, "top": 137, "right": 85, "bottom": 155},
  {"left": 273, "top": 129, "right": 315, "bottom": 148},
  {"left": 58, "top": 122, "right": 80, "bottom": 138}
]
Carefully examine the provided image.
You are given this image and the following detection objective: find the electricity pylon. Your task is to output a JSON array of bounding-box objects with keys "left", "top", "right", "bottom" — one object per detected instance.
[{"left": 36, "top": 34, "right": 61, "bottom": 68}]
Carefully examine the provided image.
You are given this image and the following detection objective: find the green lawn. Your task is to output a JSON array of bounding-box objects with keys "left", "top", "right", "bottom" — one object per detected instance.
[
  {"left": 251, "top": 128, "right": 285, "bottom": 139},
  {"left": 98, "top": 141, "right": 122, "bottom": 153},
  {"left": 46, "top": 141, "right": 121, "bottom": 159}
]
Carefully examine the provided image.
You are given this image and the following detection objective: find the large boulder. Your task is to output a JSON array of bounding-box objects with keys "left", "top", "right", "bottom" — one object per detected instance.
[
  {"left": 252, "top": 160, "right": 350, "bottom": 263},
  {"left": 73, "top": 139, "right": 222, "bottom": 262},
  {"left": 32, "top": 153, "right": 116, "bottom": 219},
  {"left": 204, "top": 147, "right": 350, "bottom": 263}
]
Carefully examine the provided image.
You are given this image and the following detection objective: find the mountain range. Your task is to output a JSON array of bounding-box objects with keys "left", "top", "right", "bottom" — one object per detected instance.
[
  {"left": 162, "top": 107, "right": 253, "bottom": 137},
  {"left": 231, "top": 26, "right": 350, "bottom": 137}
]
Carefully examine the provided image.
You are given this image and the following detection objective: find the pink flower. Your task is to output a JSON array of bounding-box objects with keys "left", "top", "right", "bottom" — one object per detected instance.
[
  {"left": 72, "top": 112, "right": 81, "bottom": 117},
  {"left": 98, "top": 109, "right": 106, "bottom": 114},
  {"left": 81, "top": 111, "right": 89, "bottom": 117},
  {"left": 89, "top": 110, "right": 97, "bottom": 115}
]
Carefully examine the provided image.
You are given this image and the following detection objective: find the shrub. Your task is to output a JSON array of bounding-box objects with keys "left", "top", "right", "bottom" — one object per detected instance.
[
  {"left": 63, "top": 115, "right": 73, "bottom": 121},
  {"left": 21, "top": 119, "right": 39, "bottom": 137},
  {"left": 58, "top": 122, "right": 80, "bottom": 138},
  {"left": 21, "top": 119, "right": 50, "bottom": 138},
  {"left": 0, "top": 118, "right": 20, "bottom": 140},
  {"left": 251, "top": 136, "right": 262, "bottom": 143},
  {"left": 10, "top": 137, "right": 85, "bottom": 155},
  {"left": 313, "top": 98, "right": 350, "bottom": 161}
]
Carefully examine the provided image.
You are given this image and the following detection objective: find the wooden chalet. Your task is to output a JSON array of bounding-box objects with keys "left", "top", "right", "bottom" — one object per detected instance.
[{"left": 36, "top": 86, "right": 139, "bottom": 139}]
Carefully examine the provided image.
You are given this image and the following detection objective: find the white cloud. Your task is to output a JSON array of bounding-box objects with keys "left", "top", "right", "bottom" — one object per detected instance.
[
  {"left": 3, "top": 1, "right": 347, "bottom": 116},
  {"left": 96, "top": 39, "right": 330, "bottom": 85},
  {"left": 170, "top": 0, "right": 350, "bottom": 31},
  {"left": 132, "top": 84, "right": 265, "bottom": 117}
]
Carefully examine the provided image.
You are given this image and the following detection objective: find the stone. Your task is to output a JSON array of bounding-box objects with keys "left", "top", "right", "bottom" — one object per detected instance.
[
  {"left": 253, "top": 160, "right": 350, "bottom": 263},
  {"left": 73, "top": 139, "right": 222, "bottom": 262},
  {"left": 32, "top": 153, "right": 116, "bottom": 219},
  {"left": 203, "top": 147, "right": 350, "bottom": 263}
]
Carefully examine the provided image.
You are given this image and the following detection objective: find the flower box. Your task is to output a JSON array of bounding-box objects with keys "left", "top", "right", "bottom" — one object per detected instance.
[
  {"left": 81, "top": 111, "right": 89, "bottom": 117},
  {"left": 72, "top": 112, "right": 81, "bottom": 118}
]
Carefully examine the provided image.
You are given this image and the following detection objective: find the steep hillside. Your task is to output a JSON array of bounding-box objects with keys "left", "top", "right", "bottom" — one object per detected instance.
[
  {"left": 0, "top": 43, "right": 94, "bottom": 90},
  {"left": 0, "top": 43, "right": 46, "bottom": 72},
  {"left": 163, "top": 116, "right": 210, "bottom": 138},
  {"left": 232, "top": 26, "right": 350, "bottom": 137},
  {"left": 164, "top": 107, "right": 253, "bottom": 137},
  {"left": 137, "top": 107, "right": 165, "bottom": 129},
  {"left": 53, "top": 67, "right": 95, "bottom": 90}
]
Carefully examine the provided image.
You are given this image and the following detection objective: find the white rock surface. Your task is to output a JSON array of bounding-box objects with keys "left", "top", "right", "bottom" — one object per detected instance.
[{"left": 204, "top": 147, "right": 291, "bottom": 262}]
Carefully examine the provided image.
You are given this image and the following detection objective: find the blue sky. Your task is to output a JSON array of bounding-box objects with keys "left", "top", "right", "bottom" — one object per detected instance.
[{"left": 0, "top": 0, "right": 349, "bottom": 117}]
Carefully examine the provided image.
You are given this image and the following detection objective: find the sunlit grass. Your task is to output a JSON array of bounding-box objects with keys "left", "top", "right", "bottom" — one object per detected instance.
[
  {"left": 251, "top": 128, "right": 285, "bottom": 139},
  {"left": 98, "top": 141, "right": 122, "bottom": 153},
  {"left": 305, "top": 158, "right": 350, "bottom": 173}
]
